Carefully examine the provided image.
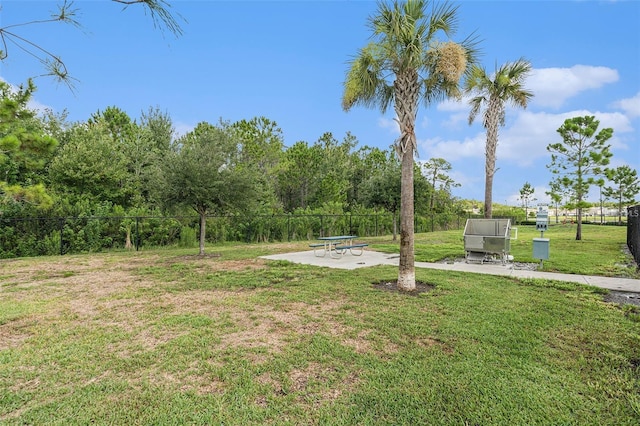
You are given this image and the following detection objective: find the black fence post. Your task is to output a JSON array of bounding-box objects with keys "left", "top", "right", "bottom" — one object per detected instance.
[
  {"left": 627, "top": 205, "right": 640, "bottom": 268},
  {"left": 59, "top": 217, "right": 65, "bottom": 256},
  {"left": 135, "top": 217, "right": 140, "bottom": 251}
]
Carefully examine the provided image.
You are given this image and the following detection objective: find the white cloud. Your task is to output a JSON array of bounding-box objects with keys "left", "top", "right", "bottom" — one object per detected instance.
[
  {"left": 611, "top": 91, "right": 640, "bottom": 118},
  {"left": 419, "top": 115, "right": 431, "bottom": 129},
  {"left": 488, "top": 109, "right": 632, "bottom": 166},
  {"left": 419, "top": 134, "right": 485, "bottom": 161},
  {"left": 441, "top": 112, "right": 468, "bottom": 130},
  {"left": 377, "top": 116, "right": 399, "bottom": 135},
  {"left": 437, "top": 96, "right": 471, "bottom": 112},
  {"left": 421, "top": 108, "right": 634, "bottom": 173},
  {"left": 452, "top": 168, "right": 483, "bottom": 189},
  {"left": 28, "top": 99, "right": 53, "bottom": 115},
  {"left": 528, "top": 65, "right": 619, "bottom": 108},
  {"left": 606, "top": 157, "right": 634, "bottom": 170},
  {"left": 0, "top": 77, "right": 52, "bottom": 114}
]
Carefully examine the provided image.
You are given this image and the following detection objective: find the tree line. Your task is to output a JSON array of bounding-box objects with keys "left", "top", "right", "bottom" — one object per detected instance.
[{"left": 0, "top": 80, "right": 464, "bottom": 255}]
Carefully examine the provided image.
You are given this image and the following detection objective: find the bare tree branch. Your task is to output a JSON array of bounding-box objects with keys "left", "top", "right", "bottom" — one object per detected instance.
[
  {"left": 0, "top": 0, "right": 183, "bottom": 89},
  {"left": 112, "top": 0, "right": 184, "bottom": 36}
]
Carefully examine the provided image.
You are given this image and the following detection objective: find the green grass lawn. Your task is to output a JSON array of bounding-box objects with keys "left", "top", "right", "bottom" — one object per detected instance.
[{"left": 1, "top": 228, "right": 639, "bottom": 425}]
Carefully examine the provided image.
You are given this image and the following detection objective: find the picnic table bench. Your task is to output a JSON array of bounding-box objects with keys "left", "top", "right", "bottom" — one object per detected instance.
[
  {"left": 334, "top": 243, "right": 368, "bottom": 256},
  {"left": 310, "top": 236, "right": 368, "bottom": 258}
]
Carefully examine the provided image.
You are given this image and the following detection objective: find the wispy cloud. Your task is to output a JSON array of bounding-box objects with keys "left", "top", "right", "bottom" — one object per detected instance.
[
  {"left": 419, "top": 134, "right": 485, "bottom": 161},
  {"left": 611, "top": 91, "right": 640, "bottom": 118},
  {"left": 1, "top": 77, "right": 53, "bottom": 115},
  {"left": 377, "top": 116, "right": 399, "bottom": 135},
  {"left": 424, "top": 108, "right": 633, "bottom": 168},
  {"left": 528, "top": 65, "right": 619, "bottom": 108}
]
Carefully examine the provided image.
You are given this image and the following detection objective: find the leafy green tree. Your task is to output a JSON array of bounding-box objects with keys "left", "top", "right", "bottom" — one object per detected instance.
[
  {"left": 310, "top": 132, "right": 356, "bottom": 208},
  {"left": 465, "top": 58, "right": 533, "bottom": 219},
  {"left": 361, "top": 153, "right": 431, "bottom": 240},
  {"left": 136, "top": 107, "right": 175, "bottom": 205},
  {"left": 603, "top": 165, "right": 640, "bottom": 224},
  {"left": 421, "top": 158, "right": 459, "bottom": 213},
  {"left": 277, "top": 141, "right": 321, "bottom": 211},
  {"left": 49, "top": 121, "right": 130, "bottom": 207},
  {"left": 347, "top": 145, "right": 390, "bottom": 208},
  {"left": 518, "top": 181, "right": 535, "bottom": 217},
  {"left": 342, "top": 0, "right": 478, "bottom": 291},
  {"left": 231, "top": 117, "right": 284, "bottom": 175},
  {"left": 0, "top": 79, "right": 58, "bottom": 209},
  {"left": 361, "top": 159, "right": 402, "bottom": 240},
  {"left": 545, "top": 178, "right": 567, "bottom": 224},
  {"left": 276, "top": 132, "right": 357, "bottom": 212},
  {"left": 0, "top": 0, "right": 183, "bottom": 88},
  {"left": 547, "top": 116, "right": 613, "bottom": 240},
  {"left": 81, "top": 106, "right": 175, "bottom": 208},
  {"left": 89, "top": 106, "right": 136, "bottom": 144},
  {"left": 49, "top": 106, "right": 170, "bottom": 210},
  {"left": 152, "top": 122, "right": 257, "bottom": 255},
  {"left": 412, "top": 163, "right": 432, "bottom": 216},
  {"left": 139, "top": 106, "right": 174, "bottom": 154},
  {"left": 230, "top": 117, "right": 285, "bottom": 212}
]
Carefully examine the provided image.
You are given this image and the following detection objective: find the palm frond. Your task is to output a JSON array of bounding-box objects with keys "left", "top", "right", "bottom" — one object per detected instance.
[
  {"left": 427, "top": 1, "right": 459, "bottom": 39},
  {"left": 464, "top": 57, "right": 533, "bottom": 128},
  {"left": 347, "top": 0, "right": 479, "bottom": 114},
  {"left": 467, "top": 95, "right": 484, "bottom": 125},
  {"left": 342, "top": 43, "right": 392, "bottom": 112}
]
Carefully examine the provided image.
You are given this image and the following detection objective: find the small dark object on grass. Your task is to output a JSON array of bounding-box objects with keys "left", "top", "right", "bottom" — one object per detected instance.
[{"left": 603, "top": 291, "right": 640, "bottom": 307}]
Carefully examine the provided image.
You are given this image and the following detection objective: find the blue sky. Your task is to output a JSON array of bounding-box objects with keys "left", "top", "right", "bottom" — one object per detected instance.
[{"left": 1, "top": 0, "right": 639, "bottom": 206}]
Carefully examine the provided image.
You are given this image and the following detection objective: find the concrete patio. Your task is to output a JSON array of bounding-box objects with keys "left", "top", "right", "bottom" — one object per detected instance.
[{"left": 261, "top": 249, "right": 640, "bottom": 294}]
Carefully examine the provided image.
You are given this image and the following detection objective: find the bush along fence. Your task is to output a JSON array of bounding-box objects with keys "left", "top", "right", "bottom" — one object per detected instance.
[
  {"left": 628, "top": 205, "right": 640, "bottom": 268},
  {"left": 0, "top": 212, "right": 473, "bottom": 258}
]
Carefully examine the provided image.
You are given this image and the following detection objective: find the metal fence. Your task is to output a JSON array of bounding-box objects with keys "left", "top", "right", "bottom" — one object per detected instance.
[
  {"left": 0, "top": 212, "right": 471, "bottom": 259},
  {"left": 627, "top": 205, "right": 640, "bottom": 268}
]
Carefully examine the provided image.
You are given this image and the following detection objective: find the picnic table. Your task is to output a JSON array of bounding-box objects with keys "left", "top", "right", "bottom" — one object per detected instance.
[{"left": 310, "top": 235, "right": 368, "bottom": 258}]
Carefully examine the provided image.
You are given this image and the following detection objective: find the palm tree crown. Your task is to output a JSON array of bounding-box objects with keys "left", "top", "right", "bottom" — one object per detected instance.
[
  {"left": 343, "top": 0, "right": 479, "bottom": 149},
  {"left": 466, "top": 59, "right": 533, "bottom": 128},
  {"left": 465, "top": 58, "right": 533, "bottom": 218}
]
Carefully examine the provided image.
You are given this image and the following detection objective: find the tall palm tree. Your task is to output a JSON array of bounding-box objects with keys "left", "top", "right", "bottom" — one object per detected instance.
[
  {"left": 465, "top": 59, "right": 533, "bottom": 219},
  {"left": 342, "top": 0, "right": 478, "bottom": 291}
]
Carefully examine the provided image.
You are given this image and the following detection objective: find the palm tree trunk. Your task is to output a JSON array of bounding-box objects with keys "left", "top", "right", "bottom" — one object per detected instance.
[
  {"left": 398, "top": 150, "right": 415, "bottom": 291},
  {"left": 484, "top": 170, "right": 494, "bottom": 219},
  {"left": 395, "top": 70, "right": 418, "bottom": 291},
  {"left": 484, "top": 99, "right": 500, "bottom": 219}
]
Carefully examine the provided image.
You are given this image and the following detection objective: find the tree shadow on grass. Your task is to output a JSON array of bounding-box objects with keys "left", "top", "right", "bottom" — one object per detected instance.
[{"left": 372, "top": 280, "right": 435, "bottom": 296}]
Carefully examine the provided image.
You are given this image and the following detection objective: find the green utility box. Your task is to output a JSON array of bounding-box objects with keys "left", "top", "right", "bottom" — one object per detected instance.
[{"left": 533, "top": 238, "right": 550, "bottom": 260}]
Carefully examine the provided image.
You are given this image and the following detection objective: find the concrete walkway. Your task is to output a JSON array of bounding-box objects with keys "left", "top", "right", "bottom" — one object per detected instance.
[{"left": 260, "top": 249, "right": 640, "bottom": 294}]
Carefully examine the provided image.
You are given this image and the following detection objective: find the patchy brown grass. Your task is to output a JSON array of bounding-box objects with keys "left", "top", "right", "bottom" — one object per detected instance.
[{"left": 0, "top": 252, "right": 396, "bottom": 366}]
